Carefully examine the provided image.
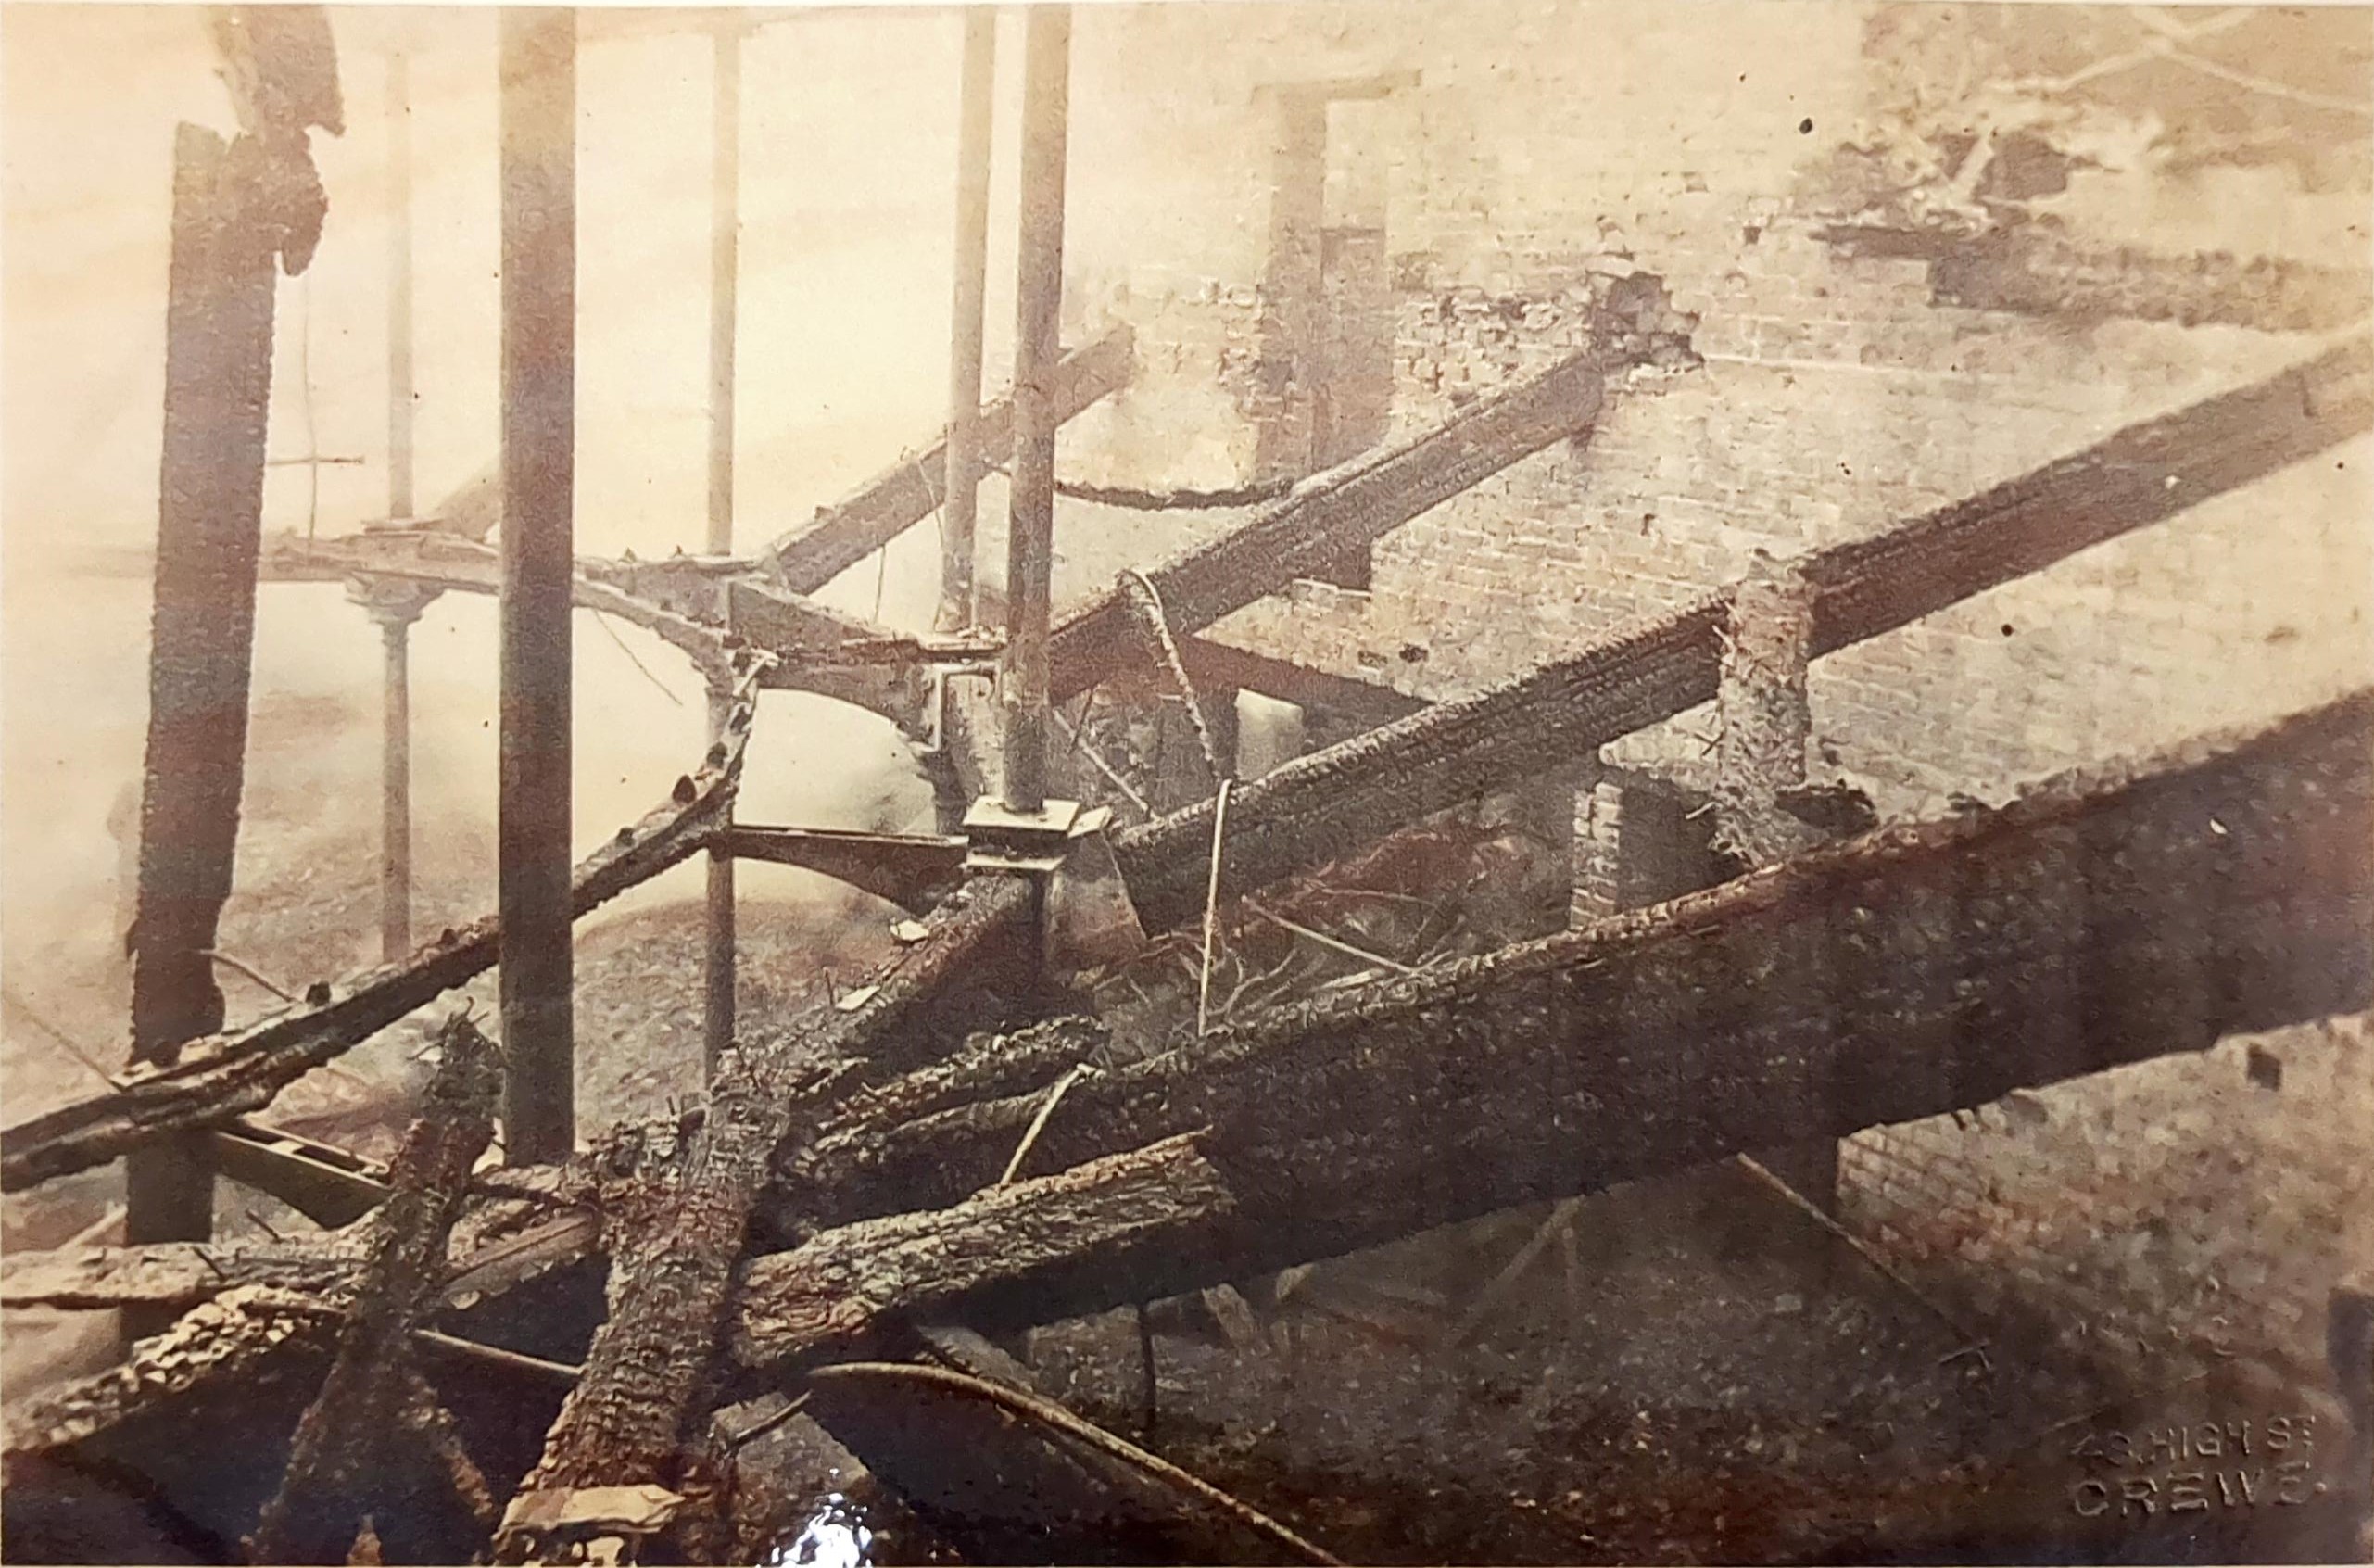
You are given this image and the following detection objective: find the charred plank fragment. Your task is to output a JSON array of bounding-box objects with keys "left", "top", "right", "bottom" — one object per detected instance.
[
  {"left": 248, "top": 1014, "right": 502, "bottom": 1563},
  {"left": 732, "top": 1134, "right": 1231, "bottom": 1372}
]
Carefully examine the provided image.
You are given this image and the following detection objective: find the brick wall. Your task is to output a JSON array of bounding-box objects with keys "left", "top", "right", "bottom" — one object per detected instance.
[
  {"left": 1053, "top": 0, "right": 2370, "bottom": 809},
  {"left": 1044, "top": 0, "right": 2374, "bottom": 1380}
]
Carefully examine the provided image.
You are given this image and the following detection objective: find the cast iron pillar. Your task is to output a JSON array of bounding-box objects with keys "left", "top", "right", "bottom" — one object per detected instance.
[
  {"left": 497, "top": 7, "right": 577, "bottom": 1165},
  {"left": 701, "top": 20, "right": 742, "bottom": 1077},
  {"left": 349, "top": 577, "right": 440, "bottom": 961},
  {"left": 1002, "top": 3, "right": 1070, "bottom": 816},
  {"left": 385, "top": 45, "right": 415, "bottom": 522},
  {"left": 938, "top": 5, "right": 996, "bottom": 634}
]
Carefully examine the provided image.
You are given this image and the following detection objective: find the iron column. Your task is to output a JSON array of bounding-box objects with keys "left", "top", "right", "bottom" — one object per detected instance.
[
  {"left": 938, "top": 6, "right": 995, "bottom": 634},
  {"left": 498, "top": 7, "right": 576, "bottom": 1165},
  {"left": 704, "top": 679, "right": 737, "bottom": 1076},
  {"left": 351, "top": 578, "right": 440, "bottom": 962},
  {"left": 1003, "top": 3, "right": 1070, "bottom": 815},
  {"left": 702, "top": 20, "right": 742, "bottom": 1075},
  {"left": 706, "top": 20, "right": 740, "bottom": 558},
  {"left": 386, "top": 45, "right": 415, "bottom": 522}
]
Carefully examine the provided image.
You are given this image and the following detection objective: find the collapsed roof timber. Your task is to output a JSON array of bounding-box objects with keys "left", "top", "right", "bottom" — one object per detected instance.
[{"left": 3, "top": 5, "right": 2371, "bottom": 1566}]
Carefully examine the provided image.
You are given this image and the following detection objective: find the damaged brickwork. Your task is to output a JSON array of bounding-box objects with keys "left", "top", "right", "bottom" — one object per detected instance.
[{"left": 1042, "top": 0, "right": 2374, "bottom": 1392}]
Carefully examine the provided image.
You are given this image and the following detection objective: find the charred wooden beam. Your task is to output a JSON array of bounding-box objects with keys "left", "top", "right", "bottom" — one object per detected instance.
[
  {"left": 2, "top": 1241, "right": 361, "bottom": 1314},
  {"left": 1178, "top": 634, "right": 1426, "bottom": 727},
  {"left": 1821, "top": 222, "right": 2374, "bottom": 335},
  {"left": 493, "top": 871, "right": 1042, "bottom": 1561},
  {"left": 767, "top": 693, "right": 2374, "bottom": 1307},
  {"left": 3, "top": 1285, "right": 335, "bottom": 1460},
  {"left": 759, "top": 325, "right": 1134, "bottom": 595},
  {"left": 703, "top": 682, "right": 739, "bottom": 1081},
  {"left": 127, "top": 120, "right": 287, "bottom": 1254},
  {"left": 0, "top": 675, "right": 761, "bottom": 1193},
  {"left": 731, "top": 1134, "right": 1228, "bottom": 1371},
  {"left": 249, "top": 1016, "right": 502, "bottom": 1563},
  {"left": 493, "top": 1056, "right": 857, "bottom": 1556},
  {"left": 1, "top": 1209, "right": 598, "bottom": 1462},
  {"left": 716, "top": 826, "right": 967, "bottom": 913},
  {"left": 1110, "top": 336, "right": 2374, "bottom": 931},
  {"left": 1045, "top": 348, "right": 1609, "bottom": 702}
]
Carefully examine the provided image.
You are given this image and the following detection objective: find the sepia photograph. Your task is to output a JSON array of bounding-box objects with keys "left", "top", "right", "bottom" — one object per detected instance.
[{"left": 0, "top": 0, "right": 2369, "bottom": 1562}]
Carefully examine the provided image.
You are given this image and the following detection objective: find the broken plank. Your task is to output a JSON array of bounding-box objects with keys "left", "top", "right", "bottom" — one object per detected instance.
[
  {"left": 731, "top": 1133, "right": 1229, "bottom": 1372},
  {"left": 250, "top": 1014, "right": 504, "bottom": 1564}
]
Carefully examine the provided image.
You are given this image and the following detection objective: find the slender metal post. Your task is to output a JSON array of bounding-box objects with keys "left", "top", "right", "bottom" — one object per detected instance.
[
  {"left": 1003, "top": 3, "right": 1070, "bottom": 816},
  {"left": 701, "top": 21, "right": 742, "bottom": 1077},
  {"left": 386, "top": 46, "right": 415, "bottom": 522},
  {"left": 938, "top": 6, "right": 996, "bottom": 633},
  {"left": 383, "top": 615, "right": 413, "bottom": 956},
  {"left": 703, "top": 682, "right": 737, "bottom": 1076},
  {"left": 706, "top": 21, "right": 739, "bottom": 559},
  {"left": 350, "top": 579, "right": 439, "bottom": 961},
  {"left": 498, "top": 8, "right": 577, "bottom": 1165}
]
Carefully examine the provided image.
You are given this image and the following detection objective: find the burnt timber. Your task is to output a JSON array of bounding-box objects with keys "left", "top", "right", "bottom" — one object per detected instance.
[
  {"left": 759, "top": 324, "right": 1137, "bottom": 596},
  {"left": 0, "top": 661, "right": 763, "bottom": 1194},
  {"left": 7, "top": 11, "right": 2373, "bottom": 1561},
  {"left": 751, "top": 689, "right": 2374, "bottom": 1304},
  {"left": 246, "top": 1017, "right": 502, "bottom": 1564},
  {"left": 1109, "top": 335, "right": 2374, "bottom": 929},
  {"left": 8, "top": 336, "right": 2369, "bottom": 1195},
  {"left": 7, "top": 691, "right": 2369, "bottom": 1545}
]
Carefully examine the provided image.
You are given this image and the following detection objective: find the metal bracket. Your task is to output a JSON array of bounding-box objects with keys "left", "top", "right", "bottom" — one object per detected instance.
[
  {"left": 961, "top": 797, "right": 1102, "bottom": 875},
  {"left": 210, "top": 1118, "right": 394, "bottom": 1229}
]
